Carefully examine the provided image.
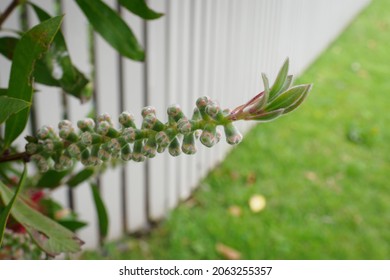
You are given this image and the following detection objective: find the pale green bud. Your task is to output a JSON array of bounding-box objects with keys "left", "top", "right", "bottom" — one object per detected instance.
[
  {"left": 141, "top": 106, "right": 156, "bottom": 117},
  {"left": 177, "top": 118, "right": 192, "bottom": 134},
  {"left": 168, "top": 137, "right": 181, "bottom": 156},
  {"left": 142, "top": 137, "right": 157, "bottom": 158},
  {"left": 98, "top": 148, "right": 111, "bottom": 161},
  {"left": 132, "top": 140, "right": 145, "bottom": 162},
  {"left": 223, "top": 122, "right": 243, "bottom": 145},
  {"left": 36, "top": 125, "right": 54, "bottom": 140},
  {"left": 97, "top": 113, "right": 112, "bottom": 124},
  {"left": 77, "top": 118, "right": 95, "bottom": 132},
  {"left": 58, "top": 120, "right": 73, "bottom": 130},
  {"left": 119, "top": 111, "right": 136, "bottom": 128},
  {"left": 200, "top": 123, "right": 217, "bottom": 147},
  {"left": 121, "top": 143, "right": 132, "bottom": 161},
  {"left": 182, "top": 133, "right": 197, "bottom": 155},
  {"left": 167, "top": 105, "right": 185, "bottom": 122}
]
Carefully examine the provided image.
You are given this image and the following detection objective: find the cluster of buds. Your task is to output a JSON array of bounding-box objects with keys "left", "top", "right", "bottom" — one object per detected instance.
[
  {"left": 0, "top": 229, "right": 44, "bottom": 260},
  {"left": 24, "top": 58, "right": 312, "bottom": 172}
]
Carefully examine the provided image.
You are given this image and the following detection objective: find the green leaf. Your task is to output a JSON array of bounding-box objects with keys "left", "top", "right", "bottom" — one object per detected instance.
[
  {"left": 36, "top": 169, "right": 70, "bottom": 189},
  {"left": 90, "top": 183, "right": 108, "bottom": 239},
  {"left": 30, "top": 4, "right": 90, "bottom": 101},
  {"left": 0, "top": 36, "right": 62, "bottom": 87},
  {"left": 0, "top": 164, "right": 27, "bottom": 246},
  {"left": 66, "top": 168, "right": 94, "bottom": 188},
  {"left": 269, "top": 58, "right": 289, "bottom": 101},
  {"left": 266, "top": 84, "right": 312, "bottom": 112},
  {"left": 283, "top": 84, "right": 312, "bottom": 114},
  {"left": 58, "top": 220, "right": 87, "bottom": 232},
  {"left": 4, "top": 16, "right": 64, "bottom": 149},
  {"left": 0, "top": 96, "right": 31, "bottom": 125},
  {"left": 119, "top": 0, "right": 163, "bottom": 20},
  {"left": 279, "top": 75, "right": 293, "bottom": 93},
  {"left": 0, "top": 180, "right": 84, "bottom": 256},
  {"left": 246, "top": 109, "right": 285, "bottom": 122},
  {"left": 0, "top": 36, "right": 18, "bottom": 59},
  {"left": 75, "top": 0, "right": 145, "bottom": 61}
]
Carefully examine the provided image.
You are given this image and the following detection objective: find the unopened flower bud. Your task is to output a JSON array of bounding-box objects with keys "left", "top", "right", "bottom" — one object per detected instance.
[
  {"left": 77, "top": 118, "right": 95, "bottom": 132},
  {"left": 36, "top": 125, "right": 54, "bottom": 140},
  {"left": 119, "top": 112, "right": 136, "bottom": 128},
  {"left": 67, "top": 143, "right": 83, "bottom": 159},
  {"left": 157, "top": 145, "right": 167, "bottom": 153},
  {"left": 196, "top": 96, "right": 212, "bottom": 120},
  {"left": 97, "top": 121, "right": 120, "bottom": 138},
  {"left": 205, "top": 101, "right": 221, "bottom": 118},
  {"left": 155, "top": 129, "right": 175, "bottom": 148},
  {"left": 59, "top": 127, "right": 78, "bottom": 142},
  {"left": 143, "top": 115, "right": 165, "bottom": 131},
  {"left": 89, "top": 144, "right": 102, "bottom": 166},
  {"left": 58, "top": 120, "right": 72, "bottom": 130},
  {"left": 196, "top": 96, "right": 210, "bottom": 109},
  {"left": 81, "top": 132, "right": 103, "bottom": 146},
  {"left": 200, "top": 123, "right": 217, "bottom": 148},
  {"left": 142, "top": 137, "right": 157, "bottom": 158},
  {"left": 42, "top": 139, "right": 54, "bottom": 153},
  {"left": 223, "top": 122, "right": 242, "bottom": 145},
  {"left": 98, "top": 147, "right": 111, "bottom": 161},
  {"left": 182, "top": 133, "right": 197, "bottom": 155},
  {"left": 167, "top": 105, "right": 185, "bottom": 122},
  {"left": 32, "top": 154, "right": 50, "bottom": 172},
  {"left": 97, "top": 113, "right": 112, "bottom": 124},
  {"left": 141, "top": 106, "right": 156, "bottom": 117},
  {"left": 25, "top": 142, "right": 39, "bottom": 154},
  {"left": 122, "top": 127, "right": 137, "bottom": 143},
  {"left": 168, "top": 137, "right": 181, "bottom": 157},
  {"left": 108, "top": 138, "right": 122, "bottom": 154},
  {"left": 132, "top": 140, "right": 145, "bottom": 162},
  {"left": 177, "top": 118, "right": 192, "bottom": 134},
  {"left": 121, "top": 143, "right": 132, "bottom": 161},
  {"left": 59, "top": 154, "right": 72, "bottom": 170},
  {"left": 81, "top": 148, "right": 91, "bottom": 166}
]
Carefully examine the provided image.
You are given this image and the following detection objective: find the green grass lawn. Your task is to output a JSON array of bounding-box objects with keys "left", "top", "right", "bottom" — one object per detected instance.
[{"left": 83, "top": 0, "right": 390, "bottom": 259}]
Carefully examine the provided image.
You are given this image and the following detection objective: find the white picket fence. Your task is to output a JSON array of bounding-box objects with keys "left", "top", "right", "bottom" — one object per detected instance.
[{"left": 0, "top": 0, "right": 370, "bottom": 249}]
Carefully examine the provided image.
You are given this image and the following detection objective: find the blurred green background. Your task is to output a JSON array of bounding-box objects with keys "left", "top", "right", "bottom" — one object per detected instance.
[{"left": 84, "top": 0, "right": 390, "bottom": 260}]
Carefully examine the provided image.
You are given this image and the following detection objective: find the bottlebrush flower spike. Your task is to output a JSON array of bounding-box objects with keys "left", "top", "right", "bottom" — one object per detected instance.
[{"left": 22, "top": 58, "right": 312, "bottom": 172}]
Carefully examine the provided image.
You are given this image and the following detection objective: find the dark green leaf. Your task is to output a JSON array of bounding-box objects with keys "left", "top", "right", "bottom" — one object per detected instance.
[
  {"left": 30, "top": 4, "right": 90, "bottom": 101},
  {"left": 269, "top": 58, "right": 289, "bottom": 101},
  {"left": 4, "top": 16, "right": 64, "bottom": 149},
  {"left": 119, "top": 0, "right": 163, "bottom": 20},
  {"left": 76, "top": 0, "right": 144, "bottom": 61},
  {"left": 0, "top": 36, "right": 18, "bottom": 59},
  {"left": 0, "top": 88, "right": 7, "bottom": 96},
  {"left": 0, "top": 180, "right": 84, "bottom": 256},
  {"left": 0, "top": 96, "right": 31, "bottom": 125},
  {"left": 66, "top": 168, "right": 94, "bottom": 188},
  {"left": 58, "top": 220, "right": 87, "bottom": 232},
  {"left": 266, "top": 84, "right": 311, "bottom": 112},
  {"left": 36, "top": 169, "right": 70, "bottom": 189},
  {"left": 90, "top": 183, "right": 108, "bottom": 239},
  {"left": 0, "top": 164, "right": 27, "bottom": 246}
]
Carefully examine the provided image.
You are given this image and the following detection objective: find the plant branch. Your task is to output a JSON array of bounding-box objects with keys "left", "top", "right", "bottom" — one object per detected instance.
[
  {"left": 0, "top": 151, "right": 30, "bottom": 163},
  {"left": 0, "top": 0, "right": 21, "bottom": 29}
]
